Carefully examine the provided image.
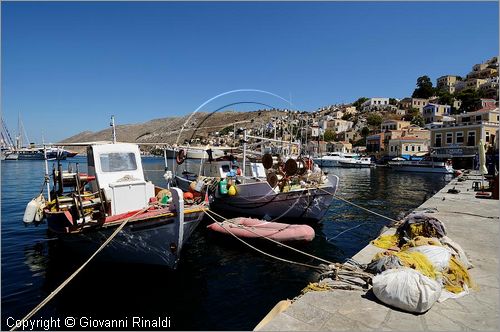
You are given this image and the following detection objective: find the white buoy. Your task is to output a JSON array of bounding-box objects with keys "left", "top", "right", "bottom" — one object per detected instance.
[{"left": 23, "top": 194, "right": 45, "bottom": 223}]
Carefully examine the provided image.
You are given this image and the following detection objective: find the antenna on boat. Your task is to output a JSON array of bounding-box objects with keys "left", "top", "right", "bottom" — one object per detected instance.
[{"left": 110, "top": 116, "right": 116, "bottom": 143}]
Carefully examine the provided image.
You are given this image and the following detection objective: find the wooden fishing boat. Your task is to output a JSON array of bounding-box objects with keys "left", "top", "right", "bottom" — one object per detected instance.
[
  {"left": 24, "top": 142, "right": 206, "bottom": 268},
  {"left": 207, "top": 217, "right": 315, "bottom": 242}
]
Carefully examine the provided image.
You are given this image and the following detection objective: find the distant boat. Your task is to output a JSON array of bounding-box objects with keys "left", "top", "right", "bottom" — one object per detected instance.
[
  {"left": 387, "top": 157, "right": 454, "bottom": 174},
  {"left": 338, "top": 157, "right": 374, "bottom": 168},
  {"left": 313, "top": 152, "right": 359, "bottom": 167},
  {"left": 1, "top": 115, "right": 77, "bottom": 160}
]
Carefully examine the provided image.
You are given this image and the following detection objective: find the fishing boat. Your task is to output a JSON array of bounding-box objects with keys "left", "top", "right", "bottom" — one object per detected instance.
[
  {"left": 338, "top": 156, "right": 374, "bottom": 168},
  {"left": 24, "top": 142, "right": 206, "bottom": 268},
  {"left": 174, "top": 132, "right": 339, "bottom": 222},
  {"left": 387, "top": 157, "right": 454, "bottom": 174},
  {"left": 313, "top": 152, "right": 359, "bottom": 167}
]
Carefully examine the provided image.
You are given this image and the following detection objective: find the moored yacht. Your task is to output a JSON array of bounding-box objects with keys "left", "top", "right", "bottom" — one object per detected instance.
[
  {"left": 387, "top": 157, "right": 454, "bottom": 174},
  {"left": 313, "top": 152, "right": 359, "bottom": 167}
]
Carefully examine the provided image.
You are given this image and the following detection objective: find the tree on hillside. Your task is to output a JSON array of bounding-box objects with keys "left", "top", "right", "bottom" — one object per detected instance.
[
  {"left": 412, "top": 75, "right": 435, "bottom": 99},
  {"left": 323, "top": 129, "right": 335, "bottom": 142},
  {"left": 367, "top": 113, "right": 383, "bottom": 127},
  {"left": 402, "top": 107, "right": 420, "bottom": 122},
  {"left": 411, "top": 114, "right": 425, "bottom": 127},
  {"left": 389, "top": 98, "right": 398, "bottom": 105},
  {"left": 353, "top": 97, "right": 369, "bottom": 108},
  {"left": 361, "top": 126, "right": 370, "bottom": 138},
  {"left": 456, "top": 89, "right": 483, "bottom": 113},
  {"left": 341, "top": 113, "right": 353, "bottom": 121}
]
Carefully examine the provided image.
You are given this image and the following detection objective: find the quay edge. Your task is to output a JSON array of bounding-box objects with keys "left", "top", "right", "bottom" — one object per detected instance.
[{"left": 255, "top": 172, "right": 500, "bottom": 331}]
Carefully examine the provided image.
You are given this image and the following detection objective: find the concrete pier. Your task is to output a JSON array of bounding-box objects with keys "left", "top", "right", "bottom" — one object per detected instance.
[{"left": 257, "top": 173, "right": 499, "bottom": 331}]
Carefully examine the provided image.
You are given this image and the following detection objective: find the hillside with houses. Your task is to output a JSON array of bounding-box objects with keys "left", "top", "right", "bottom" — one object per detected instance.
[{"left": 59, "top": 56, "right": 498, "bottom": 168}]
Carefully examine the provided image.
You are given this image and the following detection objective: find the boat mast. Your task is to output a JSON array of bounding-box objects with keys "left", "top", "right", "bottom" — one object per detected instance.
[{"left": 110, "top": 116, "right": 117, "bottom": 143}]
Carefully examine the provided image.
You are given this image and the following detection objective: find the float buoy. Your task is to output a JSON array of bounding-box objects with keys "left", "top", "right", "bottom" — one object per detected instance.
[{"left": 176, "top": 149, "right": 187, "bottom": 165}]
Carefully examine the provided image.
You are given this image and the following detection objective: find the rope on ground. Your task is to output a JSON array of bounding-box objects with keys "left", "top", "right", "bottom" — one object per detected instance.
[{"left": 11, "top": 206, "right": 150, "bottom": 331}]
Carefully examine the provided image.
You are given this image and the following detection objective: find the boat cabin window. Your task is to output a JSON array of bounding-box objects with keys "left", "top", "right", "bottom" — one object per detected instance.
[{"left": 100, "top": 152, "right": 137, "bottom": 172}]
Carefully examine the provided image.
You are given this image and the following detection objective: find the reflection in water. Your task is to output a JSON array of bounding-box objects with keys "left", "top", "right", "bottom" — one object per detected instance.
[{"left": 2, "top": 158, "right": 449, "bottom": 330}]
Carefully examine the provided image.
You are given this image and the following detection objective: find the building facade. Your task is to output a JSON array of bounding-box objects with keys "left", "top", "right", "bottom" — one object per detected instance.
[
  {"left": 388, "top": 137, "right": 429, "bottom": 157},
  {"left": 423, "top": 103, "right": 452, "bottom": 124}
]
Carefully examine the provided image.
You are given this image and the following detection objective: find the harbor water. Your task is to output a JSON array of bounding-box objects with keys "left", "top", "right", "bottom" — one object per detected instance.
[{"left": 1, "top": 157, "right": 451, "bottom": 330}]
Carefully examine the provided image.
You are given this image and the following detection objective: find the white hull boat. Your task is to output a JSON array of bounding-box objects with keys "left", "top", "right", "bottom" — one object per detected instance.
[
  {"left": 313, "top": 153, "right": 359, "bottom": 168},
  {"left": 388, "top": 159, "right": 454, "bottom": 174},
  {"left": 24, "top": 142, "right": 206, "bottom": 268},
  {"left": 338, "top": 157, "right": 374, "bottom": 168}
]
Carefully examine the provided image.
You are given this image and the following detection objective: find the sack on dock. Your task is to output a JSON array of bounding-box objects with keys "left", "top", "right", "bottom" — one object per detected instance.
[
  {"left": 439, "top": 236, "right": 473, "bottom": 269},
  {"left": 406, "top": 245, "right": 452, "bottom": 272},
  {"left": 372, "top": 268, "right": 442, "bottom": 313},
  {"left": 367, "top": 255, "right": 404, "bottom": 274},
  {"left": 397, "top": 213, "right": 447, "bottom": 240}
]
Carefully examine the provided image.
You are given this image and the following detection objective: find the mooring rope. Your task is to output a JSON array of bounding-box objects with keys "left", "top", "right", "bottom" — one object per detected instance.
[
  {"left": 316, "top": 187, "right": 398, "bottom": 223},
  {"left": 11, "top": 206, "right": 150, "bottom": 331}
]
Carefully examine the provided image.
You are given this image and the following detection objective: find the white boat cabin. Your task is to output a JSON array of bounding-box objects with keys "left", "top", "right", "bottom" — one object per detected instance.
[{"left": 87, "top": 143, "right": 155, "bottom": 215}]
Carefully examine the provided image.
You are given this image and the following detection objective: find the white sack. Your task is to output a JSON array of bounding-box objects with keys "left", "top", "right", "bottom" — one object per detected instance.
[
  {"left": 372, "top": 268, "right": 442, "bottom": 313},
  {"left": 439, "top": 236, "right": 473, "bottom": 269},
  {"left": 407, "top": 245, "right": 452, "bottom": 271}
]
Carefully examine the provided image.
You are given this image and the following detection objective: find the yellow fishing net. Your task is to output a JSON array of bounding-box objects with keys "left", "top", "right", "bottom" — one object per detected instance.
[
  {"left": 371, "top": 234, "right": 400, "bottom": 249},
  {"left": 373, "top": 251, "right": 439, "bottom": 280},
  {"left": 401, "top": 236, "right": 442, "bottom": 250},
  {"left": 443, "top": 256, "right": 474, "bottom": 293},
  {"left": 407, "top": 223, "right": 443, "bottom": 238}
]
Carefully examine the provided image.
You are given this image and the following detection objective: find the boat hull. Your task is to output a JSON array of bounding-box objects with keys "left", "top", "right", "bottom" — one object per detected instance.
[
  {"left": 338, "top": 162, "right": 373, "bottom": 168},
  {"left": 47, "top": 210, "right": 204, "bottom": 268},
  {"left": 388, "top": 165, "right": 454, "bottom": 174},
  {"left": 313, "top": 158, "right": 341, "bottom": 167}
]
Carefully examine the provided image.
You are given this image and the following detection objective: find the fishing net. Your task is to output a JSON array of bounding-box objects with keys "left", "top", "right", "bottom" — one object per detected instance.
[
  {"left": 402, "top": 236, "right": 442, "bottom": 250},
  {"left": 443, "top": 256, "right": 474, "bottom": 293},
  {"left": 371, "top": 234, "right": 400, "bottom": 249},
  {"left": 373, "top": 251, "right": 439, "bottom": 280}
]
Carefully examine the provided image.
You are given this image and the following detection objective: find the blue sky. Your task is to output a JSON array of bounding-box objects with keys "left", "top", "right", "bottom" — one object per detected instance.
[{"left": 2, "top": 1, "right": 498, "bottom": 142}]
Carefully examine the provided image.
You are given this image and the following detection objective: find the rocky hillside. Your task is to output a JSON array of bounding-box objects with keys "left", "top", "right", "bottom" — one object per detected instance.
[{"left": 60, "top": 110, "right": 283, "bottom": 150}]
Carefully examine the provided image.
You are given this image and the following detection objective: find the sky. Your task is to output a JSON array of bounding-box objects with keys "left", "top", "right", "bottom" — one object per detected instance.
[{"left": 1, "top": 1, "right": 498, "bottom": 142}]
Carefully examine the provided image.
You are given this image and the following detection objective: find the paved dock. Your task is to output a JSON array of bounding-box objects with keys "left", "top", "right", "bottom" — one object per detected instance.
[{"left": 256, "top": 173, "right": 499, "bottom": 331}]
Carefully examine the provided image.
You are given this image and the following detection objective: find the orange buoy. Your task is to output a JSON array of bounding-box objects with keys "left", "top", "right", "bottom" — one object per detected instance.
[{"left": 183, "top": 192, "right": 194, "bottom": 200}]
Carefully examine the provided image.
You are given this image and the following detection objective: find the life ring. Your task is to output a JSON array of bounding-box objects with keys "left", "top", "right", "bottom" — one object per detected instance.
[{"left": 176, "top": 149, "right": 187, "bottom": 165}]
